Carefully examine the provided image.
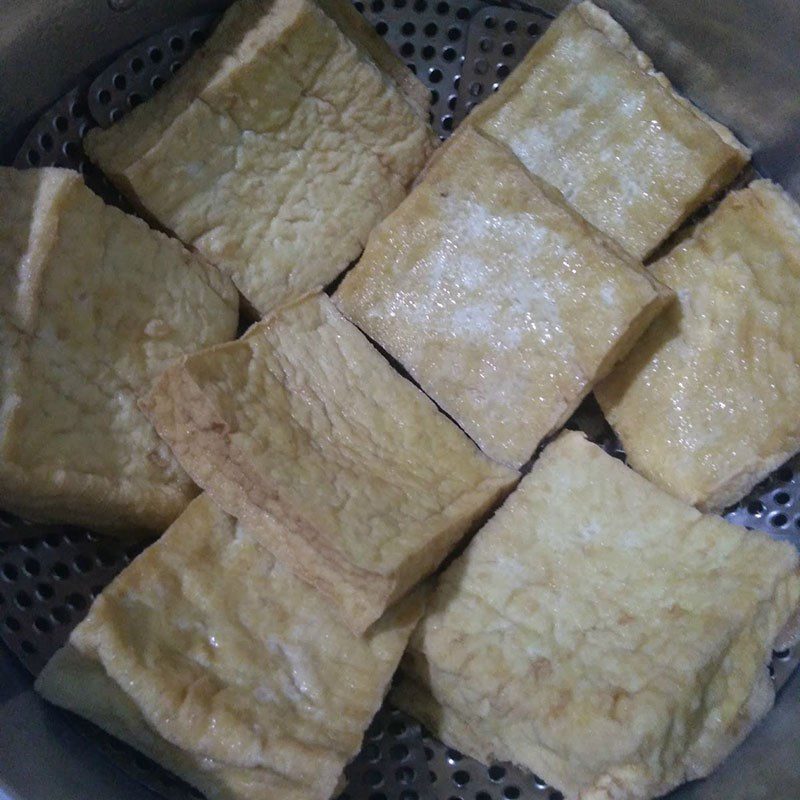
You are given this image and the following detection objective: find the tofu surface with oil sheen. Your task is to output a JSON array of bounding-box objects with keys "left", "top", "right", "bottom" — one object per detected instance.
[
  {"left": 393, "top": 431, "right": 800, "bottom": 800},
  {"left": 141, "top": 294, "right": 516, "bottom": 633},
  {"left": 466, "top": 0, "right": 750, "bottom": 260},
  {"left": 36, "top": 494, "right": 427, "bottom": 800},
  {"left": 335, "top": 128, "right": 671, "bottom": 468},
  {"left": 597, "top": 179, "right": 800, "bottom": 512}
]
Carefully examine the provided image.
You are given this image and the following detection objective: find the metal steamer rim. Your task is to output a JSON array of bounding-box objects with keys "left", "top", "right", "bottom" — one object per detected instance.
[{"left": 1, "top": 2, "right": 799, "bottom": 800}]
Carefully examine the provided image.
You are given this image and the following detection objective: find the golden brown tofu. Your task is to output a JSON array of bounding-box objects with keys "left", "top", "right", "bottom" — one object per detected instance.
[
  {"left": 596, "top": 180, "right": 800, "bottom": 511},
  {"left": 466, "top": 1, "right": 750, "bottom": 260},
  {"left": 140, "top": 294, "right": 516, "bottom": 632},
  {"left": 84, "top": 0, "right": 436, "bottom": 316},
  {"left": 0, "top": 167, "right": 238, "bottom": 536},
  {"left": 36, "top": 494, "right": 427, "bottom": 800},
  {"left": 394, "top": 432, "right": 800, "bottom": 800},
  {"left": 335, "top": 129, "right": 671, "bottom": 467}
]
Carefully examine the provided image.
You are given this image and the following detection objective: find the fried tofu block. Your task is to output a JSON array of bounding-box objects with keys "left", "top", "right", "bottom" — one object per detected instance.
[
  {"left": 84, "top": 0, "right": 436, "bottom": 317},
  {"left": 596, "top": 180, "right": 800, "bottom": 512},
  {"left": 465, "top": 1, "right": 750, "bottom": 260},
  {"left": 36, "top": 494, "right": 426, "bottom": 800},
  {"left": 0, "top": 167, "right": 238, "bottom": 536},
  {"left": 334, "top": 130, "right": 671, "bottom": 468},
  {"left": 140, "top": 294, "right": 515, "bottom": 632},
  {"left": 393, "top": 431, "right": 800, "bottom": 800}
]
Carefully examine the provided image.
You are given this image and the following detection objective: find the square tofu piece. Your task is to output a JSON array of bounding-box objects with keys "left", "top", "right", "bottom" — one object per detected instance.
[
  {"left": 141, "top": 294, "right": 515, "bottom": 632},
  {"left": 36, "top": 494, "right": 426, "bottom": 800},
  {"left": 84, "top": 0, "right": 436, "bottom": 317},
  {"left": 393, "top": 432, "right": 800, "bottom": 800},
  {"left": 0, "top": 167, "right": 238, "bottom": 536},
  {"left": 596, "top": 180, "right": 800, "bottom": 512},
  {"left": 335, "top": 129, "right": 670, "bottom": 468},
  {"left": 465, "top": 1, "right": 750, "bottom": 260}
]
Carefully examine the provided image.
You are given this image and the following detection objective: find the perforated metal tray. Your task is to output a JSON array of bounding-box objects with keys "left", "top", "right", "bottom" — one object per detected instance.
[{"left": 0, "top": 2, "right": 798, "bottom": 800}]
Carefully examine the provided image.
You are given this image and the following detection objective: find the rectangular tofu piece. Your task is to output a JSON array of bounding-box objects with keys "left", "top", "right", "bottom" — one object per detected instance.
[
  {"left": 0, "top": 167, "right": 238, "bottom": 536},
  {"left": 84, "top": 0, "right": 436, "bottom": 317},
  {"left": 36, "top": 494, "right": 426, "bottom": 800},
  {"left": 141, "top": 294, "right": 515, "bottom": 632},
  {"left": 393, "top": 431, "right": 800, "bottom": 800},
  {"left": 596, "top": 180, "right": 800, "bottom": 512},
  {"left": 334, "top": 129, "right": 671, "bottom": 468},
  {"left": 465, "top": 1, "right": 750, "bottom": 260}
]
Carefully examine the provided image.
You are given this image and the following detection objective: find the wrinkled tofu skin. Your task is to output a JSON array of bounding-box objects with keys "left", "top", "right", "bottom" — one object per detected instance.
[
  {"left": 467, "top": 1, "right": 749, "bottom": 260},
  {"left": 394, "top": 432, "right": 800, "bottom": 800},
  {"left": 84, "top": 0, "right": 436, "bottom": 316},
  {"left": 36, "top": 495, "right": 426, "bottom": 800},
  {"left": 0, "top": 167, "right": 238, "bottom": 536},
  {"left": 141, "top": 294, "right": 516, "bottom": 633},
  {"left": 335, "top": 129, "right": 671, "bottom": 467},
  {"left": 597, "top": 180, "right": 800, "bottom": 512}
]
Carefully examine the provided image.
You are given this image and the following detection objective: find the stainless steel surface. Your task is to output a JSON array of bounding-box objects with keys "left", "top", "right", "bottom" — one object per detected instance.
[
  {"left": 87, "top": 15, "right": 219, "bottom": 128},
  {"left": 0, "top": 643, "right": 159, "bottom": 800},
  {"left": 456, "top": 5, "right": 551, "bottom": 127},
  {"left": 0, "top": 1, "right": 799, "bottom": 799},
  {"left": 11, "top": 85, "right": 92, "bottom": 173},
  {"left": 0, "top": 529, "right": 144, "bottom": 674},
  {"left": 0, "top": 0, "right": 234, "bottom": 164},
  {"left": 353, "top": 0, "right": 486, "bottom": 139}
]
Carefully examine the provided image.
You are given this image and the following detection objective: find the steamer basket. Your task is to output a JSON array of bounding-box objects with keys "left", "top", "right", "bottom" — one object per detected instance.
[{"left": 1, "top": 1, "right": 799, "bottom": 799}]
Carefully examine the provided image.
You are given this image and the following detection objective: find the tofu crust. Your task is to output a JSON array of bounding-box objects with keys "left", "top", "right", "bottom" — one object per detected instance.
[
  {"left": 0, "top": 167, "right": 238, "bottom": 536},
  {"left": 393, "top": 431, "right": 800, "bottom": 800},
  {"left": 335, "top": 129, "right": 671, "bottom": 467},
  {"left": 464, "top": 1, "right": 749, "bottom": 260},
  {"left": 36, "top": 494, "right": 427, "bottom": 800},
  {"left": 596, "top": 180, "right": 800, "bottom": 512},
  {"left": 84, "top": 0, "right": 436, "bottom": 316},
  {"left": 140, "top": 294, "right": 516, "bottom": 632}
]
